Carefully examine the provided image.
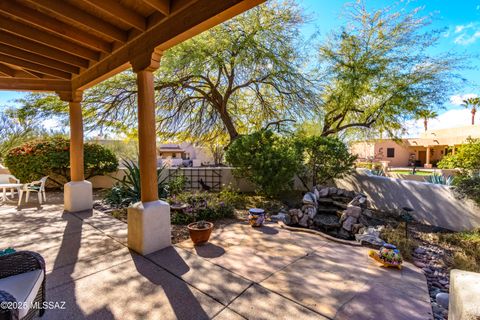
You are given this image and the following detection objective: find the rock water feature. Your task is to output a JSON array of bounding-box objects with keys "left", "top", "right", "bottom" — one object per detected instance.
[{"left": 285, "top": 186, "right": 384, "bottom": 246}]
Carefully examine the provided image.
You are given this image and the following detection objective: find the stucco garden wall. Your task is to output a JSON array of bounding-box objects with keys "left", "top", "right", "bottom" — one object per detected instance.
[{"left": 335, "top": 171, "right": 480, "bottom": 231}]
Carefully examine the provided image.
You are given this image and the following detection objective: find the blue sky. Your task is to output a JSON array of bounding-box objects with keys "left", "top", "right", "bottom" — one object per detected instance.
[{"left": 1, "top": 0, "right": 479, "bottom": 135}]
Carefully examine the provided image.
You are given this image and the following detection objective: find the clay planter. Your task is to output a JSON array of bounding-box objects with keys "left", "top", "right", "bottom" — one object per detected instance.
[{"left": 187, "top": 222, "right": 214, "bottom": 245}]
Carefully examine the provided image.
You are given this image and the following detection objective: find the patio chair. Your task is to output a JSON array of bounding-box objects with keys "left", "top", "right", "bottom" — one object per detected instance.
[
  {"left": 0, "top": 174, "right": 21, "bottom": 198},
  {"left": 0, "top": 251, "right": 46, "bottom": 319},
  {"left": 18, "top": 177, "right": 48, "bottom": 206}
]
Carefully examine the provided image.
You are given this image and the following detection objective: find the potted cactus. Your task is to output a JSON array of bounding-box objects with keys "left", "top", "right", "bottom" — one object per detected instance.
[{"left": 187, "top": 220, "right": 214, "bottom": 245}]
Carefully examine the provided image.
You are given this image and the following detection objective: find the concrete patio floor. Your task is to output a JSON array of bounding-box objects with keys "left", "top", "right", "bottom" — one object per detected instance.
[{"left": 0, "top": 201, "right": 433, "bottom": 320}]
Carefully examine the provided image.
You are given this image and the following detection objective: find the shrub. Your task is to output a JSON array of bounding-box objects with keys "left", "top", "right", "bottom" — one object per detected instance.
[
  {"left": 295, "top": 136, "right": 356, "bottom": 187},
  {"left": 5, "top": 136, "right": 118, "bottom": 186},
  {"left": 169, "top": 191, "right": 235, "bottom": 225},
  {"left": 225, "top": 130, "right": 300, "bottom": 196},
  {"left": 438, "top": 138, "right": 480, "bottom": 172},
  {"left": 453, "top": 174, "right": 480, "bottom": 206},
  {"left": 355, "top": 161, "right": 382, "bottom": 170},
  {"left": 104, "top": 160, "right": 169, "bottom": 207}
]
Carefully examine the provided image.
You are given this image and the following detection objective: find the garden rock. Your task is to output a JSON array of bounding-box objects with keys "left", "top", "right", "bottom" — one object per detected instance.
[
  {"left": 298, "top": 214, "right": 309, "bottom": 227},
  {"left": 345, "top": 205, "right": 362, "bottom": 218},
  {"left": 435, "top": 292, "right": 449, "bottom": 309},
  {"left": 318, "top": 187, "right": 329, "bottom": 197},
  {"left": 270, "top": 212, "right": 287, "bottom": 223}
]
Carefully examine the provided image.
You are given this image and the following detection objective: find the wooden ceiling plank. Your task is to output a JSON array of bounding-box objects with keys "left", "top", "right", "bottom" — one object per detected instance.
[
  {"left": 142, "top": 0, "right": 170, "bottom": 16},
  {"left": 84, "top": 0, "right": 146, "bottom": 31},
  {"left": 31, "top": 0, "right": 128, "bottom": 43},
  {"left": 0, "top": 54, "right": 72, "bottom": 79},
  {"left": 73, "top": 0, "right": 265, "bottom": 90},
  {"left": 0, "top": 17, "right": 100, "bottom": 61},
  {"left": 0, "top": 63, "right": 16, "bottom": 77},
  {"left": 0, "top": 44, "right": 80, "bottom": 74},
  {"left": 0, "top": 31, "right": 89, "bottom": 69},
  {"left": 0, "top": 1, "right": 112, "bottom": 53},
  {"left": 0, "top": 78, "right": 71, "bottom": 91}
]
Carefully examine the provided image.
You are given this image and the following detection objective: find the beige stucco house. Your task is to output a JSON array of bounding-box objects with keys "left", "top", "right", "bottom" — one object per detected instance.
[{"left": 350, "top": 125, "right": 480, "bottom": 168}]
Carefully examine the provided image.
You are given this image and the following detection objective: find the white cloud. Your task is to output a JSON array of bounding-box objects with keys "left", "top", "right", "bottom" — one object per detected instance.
[
  {"left": 404, "top": 108, "right": 475, "bottom": 137},
  {"left": 453, "top": 23, "right": 480, "bottom": 45},
  {"left": 449, "top": 93, "right": 478, "bottom": 106}
]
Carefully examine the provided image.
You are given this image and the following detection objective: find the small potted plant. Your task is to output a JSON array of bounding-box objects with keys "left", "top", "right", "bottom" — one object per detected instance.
[
  {"left": 187, "top": 220, "right": 214, "bottom": 245},
  {"left": 186, "top": 194, "right": 213, "bottom": 245}
]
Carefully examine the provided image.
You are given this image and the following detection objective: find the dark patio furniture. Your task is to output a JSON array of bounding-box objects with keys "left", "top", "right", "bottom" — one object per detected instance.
[{"left": 0, "top": 251, "right": 46, "bottom": 320}]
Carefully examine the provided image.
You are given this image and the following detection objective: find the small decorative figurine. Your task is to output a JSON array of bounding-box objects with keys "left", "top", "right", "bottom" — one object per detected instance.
[
  {"left": 0, "top": 247, "right": 16, "bottom": 256},
  {"left": 248, "top": 208, "right": 265, "bottom": 227},
  {"left": 368, "top": 243, "right": 403, "bottom": 269}
]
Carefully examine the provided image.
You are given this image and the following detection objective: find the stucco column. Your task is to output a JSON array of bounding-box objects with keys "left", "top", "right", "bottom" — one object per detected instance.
[
  {"left": 128, "top": 49, "right": 171, "bottom": 255},
  {"left": 425, "top": 146, "right": 432, "bottom": 168},
  {"left": 57, "top": 90, "right": 93, "bottom": 212}
]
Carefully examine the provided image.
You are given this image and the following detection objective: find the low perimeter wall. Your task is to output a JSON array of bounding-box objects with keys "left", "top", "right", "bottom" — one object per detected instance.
[{"left": 335, "top": 172, "right": 480, "bottom": 231}]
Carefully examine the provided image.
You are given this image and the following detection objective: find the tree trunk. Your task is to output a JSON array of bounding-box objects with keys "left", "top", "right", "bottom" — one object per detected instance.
[
  {"left": 472, "top": 108, "right": 476, "bottom": 125},
  {"left": 219, "top": 109, "right": 239, "bottom": 141},
  {"left": 424, "top": 118, "right": 428, "bottom": 132}
]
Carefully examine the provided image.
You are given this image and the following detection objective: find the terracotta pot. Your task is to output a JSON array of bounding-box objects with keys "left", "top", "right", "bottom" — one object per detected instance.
[{"left": 187, "top": 222, "right": 214, "bottom": 245}]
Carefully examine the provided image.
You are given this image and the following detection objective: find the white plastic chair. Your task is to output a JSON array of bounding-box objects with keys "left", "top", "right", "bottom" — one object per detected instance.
[
  {"left": 18, "top": 176, "right": 48, "bottom": 205},
  {"left": 0, "top": 174, "right": 21, "bottom": 198}
]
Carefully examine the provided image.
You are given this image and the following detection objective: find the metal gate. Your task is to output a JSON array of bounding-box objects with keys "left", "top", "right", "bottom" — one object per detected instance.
[{"left": 167, "top": 168, "right": 222, "bottom": 191}]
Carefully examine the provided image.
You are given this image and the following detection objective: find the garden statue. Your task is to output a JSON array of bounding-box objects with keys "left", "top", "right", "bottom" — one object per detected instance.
[{"left": 368, "top": 243, "right": 403, "bottom": 269}]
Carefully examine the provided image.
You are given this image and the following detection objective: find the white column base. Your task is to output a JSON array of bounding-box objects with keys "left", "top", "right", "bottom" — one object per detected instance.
[
  {"left": 64, "top": 180, "right": 93, "bottom": 212},
  {"left": 128, "top": 200, "right": 171, "bottom": 255}
]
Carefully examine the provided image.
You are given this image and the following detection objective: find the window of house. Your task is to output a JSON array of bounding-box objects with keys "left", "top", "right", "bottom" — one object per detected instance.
[{"left": 387, "top": 148, "right": 395, "bottom": 158}]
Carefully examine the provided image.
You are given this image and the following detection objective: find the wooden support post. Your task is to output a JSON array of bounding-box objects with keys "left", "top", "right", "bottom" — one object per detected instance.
[
  {"left": 128, "top": 49, "right": 171, "bottom": 255},
  {"left": 425, "top": 146, "right": 432, "bottom": 168},
  {"left": 58, "top": 90, "right": 92, "bottom": 212},
  {"left": 58, "top": 90, "right": 84, "bottom": 181},
  {"left": 131, "top": 49, "right": 161, "bottom": 202}
]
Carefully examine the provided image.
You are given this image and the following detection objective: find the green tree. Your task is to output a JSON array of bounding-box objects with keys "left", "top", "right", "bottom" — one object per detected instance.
[
  {"left": 15, "top": 1, "right": 313, "bottom": 143},
  {"left": 295, "top": 136, "right": 356, "bottom": 188},
  {"left": 5, "top": 137, "right": 119, "bottom": 186},
  {"left": 316, "top": 1, "right": 464, "bottom": 137},
  {"left": 225, "top": 130, "right": 300, "bottom": 196},
  {"left": 462, "top": 97, "right": 479, "bottom": 125},
  {"left": 415, "top": 109, "right": 439, "bottom": 132}
]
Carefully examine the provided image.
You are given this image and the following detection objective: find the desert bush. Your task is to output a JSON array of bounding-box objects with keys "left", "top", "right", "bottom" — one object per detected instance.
[
  {"left": 225, "top": 130, "right": 300, "bottom": 196},
  {"left": 5, "top": 136, "right": 118, "bottom": 186},
  {"left": 104, "top": 160, "right": 169, "bottom": 207},
  {"left": 438, "top": 229, "right": 480, "bottom": 272},
  {"left": 295, "top": 135, "right": 356, "bottom": 189},
  {"left": 169, "top": 191, "right": 235, "bottom": 225},
  {"left": 453, "top": 174, "right": 480, "bottom": 206},
  {"left": 380, "top": 225, "right": 418, "bottom": 261},
  {"left": 438, "top": 138, "right": 480, "bottom": 172}
]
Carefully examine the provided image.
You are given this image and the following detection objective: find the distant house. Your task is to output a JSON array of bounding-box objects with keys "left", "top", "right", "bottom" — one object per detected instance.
[
  {"left": 350, "top": 125, "right": 480, "bottom": 168},
  {"left": 158, "top": 142, "right": 213, "bottom": 167}
]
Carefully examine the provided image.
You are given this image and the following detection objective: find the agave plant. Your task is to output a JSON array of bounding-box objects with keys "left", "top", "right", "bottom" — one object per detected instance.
[
  {"left": 104, "top": 159, "right": 169, "bottom": 207},
  {"left": 370, "top": 169, "right": 386, "bottom": 177},
  {"left": 425, "top": 174, "right": 454, "bottom": 186}
]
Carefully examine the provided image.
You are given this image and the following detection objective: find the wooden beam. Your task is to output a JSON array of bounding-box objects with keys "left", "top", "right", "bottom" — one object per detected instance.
[
  {"left": 0, "top": 78, "right": 71, "bottom": 91},
  {"left": 0, "top": 17, "right": 100, "bottom": 61},
  {"left": 0, "top": 44, "right": 80, "bottom": 74},
  {"left": 0, "top": 1, "right": 112, "bottom": 53},
  {"left": 30, "top": 0, "right": 128, "bottom": 43},
  {"left": 0, "top": 31, "right": 90, "bottom": 68},
  {"left": 0, "top": 62, "right": 36, "bottom": 78},
  {"left": 0, "top": 63, "right": 16, "bottom": 77},
  {"left": 142, "top": 0, "right": 170, "bottom": 16},
  {"left": 84, "top": 0, "right": 146, "bottom": 31},
  {"left": 73, "top": 0, "right": 265, "bottom": 90},
  {"left": 0, "top": 54, "right": 72, "bottom": 79}
]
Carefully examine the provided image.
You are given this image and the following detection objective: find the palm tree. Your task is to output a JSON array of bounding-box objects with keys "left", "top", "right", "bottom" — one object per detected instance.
[
  {"left": 462, "top": 97, "right": 479, "bottom": 125},
  {"left": 415, "top": 109, "right": 438, "bottom": 132}
]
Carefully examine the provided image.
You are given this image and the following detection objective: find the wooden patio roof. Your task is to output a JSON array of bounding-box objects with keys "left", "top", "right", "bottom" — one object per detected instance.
[{"left": 0, "top": 0, "right": 264, "bottom": 92}]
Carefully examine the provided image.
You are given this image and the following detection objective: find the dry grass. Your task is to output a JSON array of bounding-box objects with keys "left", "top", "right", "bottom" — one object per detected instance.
[
  {"left": 380, "top": 223, "right": 418, "bottom": 261},
  {"left": 437, "top": 229, "right": 480, "bottom": 272}
]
